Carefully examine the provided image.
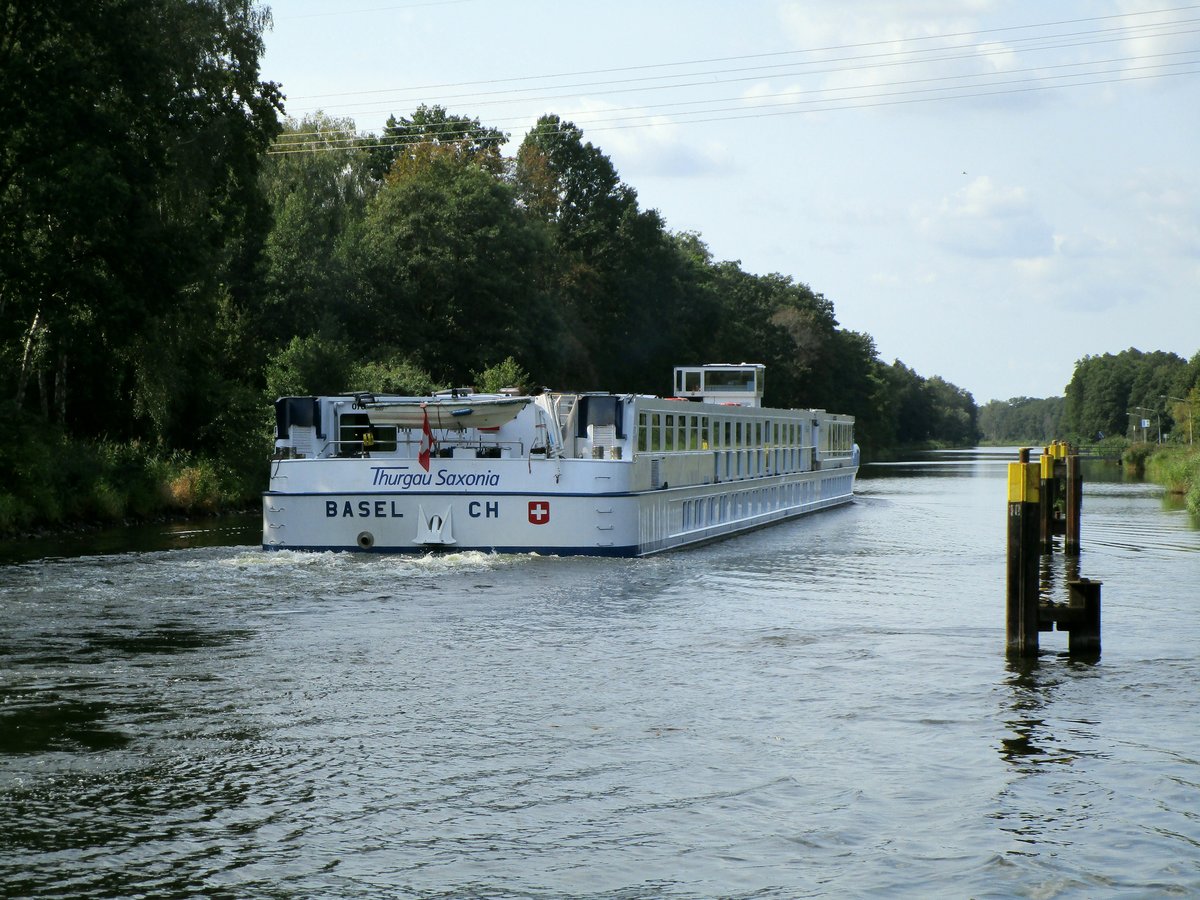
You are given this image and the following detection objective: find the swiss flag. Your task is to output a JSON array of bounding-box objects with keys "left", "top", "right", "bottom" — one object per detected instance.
[
  {"left": 418, "top": 405, "right": 434, "bottom": 471},
  {"left": 528, "top": 501, "right": 550, "bottom": 525}
]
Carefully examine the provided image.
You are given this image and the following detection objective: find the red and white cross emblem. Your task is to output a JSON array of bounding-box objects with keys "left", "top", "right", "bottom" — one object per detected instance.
[{"left": 528, "top": 501, "right": 550, "bottom": 525}]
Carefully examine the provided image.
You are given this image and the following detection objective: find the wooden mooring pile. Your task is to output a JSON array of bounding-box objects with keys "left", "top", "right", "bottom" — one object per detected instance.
[{"left": 1006, "top": 442, "right": 1101, "bottom": 658}]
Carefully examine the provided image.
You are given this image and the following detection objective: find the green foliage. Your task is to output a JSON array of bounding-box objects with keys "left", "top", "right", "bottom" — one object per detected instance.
[
  {"left": 978, "top": 396, "right": 1066, "bottom": 444},
  {"left": 1145, "top": 446, "right": 1200, "bottom": 495},
  {"left": 351, "top": 152, "right": 553, "bottom": 384},
  {"left": 473, "top": 357, "right": 531, "bottom": 394},
  {"left": 265, "top": 334, "right": 356, "bottom": 398},
  {"left": 1064, "top": 349, "right": 1187, "bottom": 442},
  {"left": 348, "top": 353, "right": 442, "bottom": 396},
  {"left": 0, "top": 407, "right": 255, "bottom": 537},
  {"left": 1, "top": 0, "right": 282, "bottom": 441},
  {"left": 371, "top": 104, "right": 509, "bottom": 181},
  {"left": 1142, "top": 445, "right": 1200, "bottom": 520},
  {"left": 1122, "top": 442, "right": 1156, "bottom": 475},
  {"left": 257, "top": 113, "right": 375, "bottom": 350}
]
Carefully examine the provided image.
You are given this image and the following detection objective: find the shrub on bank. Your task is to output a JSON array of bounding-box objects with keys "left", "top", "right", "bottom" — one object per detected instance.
[
  {"left": 0, "top": 411, "right": 266, "bottom": 537},
  {"left": 1145, "top": 447, "right": 1199, "bottom": 494},
  {"left": 1122, "top": 442, "right": 1156, "bottom": 475},
  {"left": 1143, "top": 445, "right": 1200, "bottom": 519}
]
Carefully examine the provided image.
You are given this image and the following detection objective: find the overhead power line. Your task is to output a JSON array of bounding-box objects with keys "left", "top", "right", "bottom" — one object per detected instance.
[
  {"left": 281, "top": 21, "right": 1200, "bottom": 121},
  {"left": 267, "top": 62, "right": 1199, "bottom": 155},
  {"left": 285, "top": 4, "right": 1200, "bottom": 101},
  {"left": 268, "top": 6, "right": 1200, "bottom": 152},
  {"left": 267, "top": 48, "right": 1195, "bottom": 150}
]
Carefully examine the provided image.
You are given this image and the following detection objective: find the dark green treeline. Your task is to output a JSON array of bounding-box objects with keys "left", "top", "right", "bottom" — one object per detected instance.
[
  {"left": 0, "top": 1, "right": 979, "bottom": 534},
  {"left": 979, "top": 349, "right": 1200, "bottom": 445}
]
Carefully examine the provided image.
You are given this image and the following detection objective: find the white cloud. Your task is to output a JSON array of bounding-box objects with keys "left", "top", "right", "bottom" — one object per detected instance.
[
  {"left": 1112, "top": 0, "right": 1200, "bottom": 73},
  {"left": 919, "top": 176, "right": 1055, "bottom": 259},
  {"left": 559, "top": 98, "right": 736, "bottom": 180},
  {"left": 1124, "top": 169, "right": 1200, "bottom": 257},
  {"left": 775, "top": 0, "right": 1010, "bottom": 99}
]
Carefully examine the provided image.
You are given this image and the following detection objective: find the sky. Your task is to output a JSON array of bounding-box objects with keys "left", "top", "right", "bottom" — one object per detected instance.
[{"left": 260, "top": 0, "right": 1200, "bottom": 404}]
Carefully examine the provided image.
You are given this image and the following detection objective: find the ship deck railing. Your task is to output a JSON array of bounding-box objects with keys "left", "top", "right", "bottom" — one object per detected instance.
[{"left": 310, "top": 437, "right": 534, "bottom": 459}]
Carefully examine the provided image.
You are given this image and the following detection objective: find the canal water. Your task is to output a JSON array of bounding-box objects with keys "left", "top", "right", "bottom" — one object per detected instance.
[{"left": 1, "top": 449, "right": 1198, "bottom": 898}]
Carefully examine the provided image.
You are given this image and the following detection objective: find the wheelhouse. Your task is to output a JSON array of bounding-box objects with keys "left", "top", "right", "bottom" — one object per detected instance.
[{"left": 673, "top": 363, "right": 765, "bottom": 407}]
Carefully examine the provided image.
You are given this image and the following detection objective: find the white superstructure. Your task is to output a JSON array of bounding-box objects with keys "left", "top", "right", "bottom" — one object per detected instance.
[{"left": 262, "top": 365, "right": 858, "bottom": 556}]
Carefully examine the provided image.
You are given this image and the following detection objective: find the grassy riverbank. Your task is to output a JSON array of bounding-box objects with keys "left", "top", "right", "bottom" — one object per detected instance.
[
  {"left": 0, "top": 420, "right": 266, "bottom": 538},
  {"left": 1133, "top": 443, "right": 1200, "bottom": 517}
]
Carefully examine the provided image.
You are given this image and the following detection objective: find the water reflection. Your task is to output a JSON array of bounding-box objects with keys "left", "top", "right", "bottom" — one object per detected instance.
[
  {"left": 862, "top": 447, "right": 1016, "bottom": 480},
  {"left": 998, "top": 657, "right": 1099, "bottom": 777},
  {"left": 79, "top": 624, "right": 253, "bottom": 657},
  {"left": 993, "top": 658, "right": 1116, "bottom": 883},
  {"left": 0, "top": 697, "right": 133, "bottom": 754},
  {"left": 999, "top": 660, "right": 1092, "bottom": 771},
  {"left": 0, "top": 513, "right": 260, "bottom": 566}
]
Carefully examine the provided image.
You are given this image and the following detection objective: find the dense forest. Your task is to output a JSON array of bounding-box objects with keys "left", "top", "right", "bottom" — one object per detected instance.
[
  {"left": 2, "top": 0, "right": 987, "bottom": 535},
  {"left": 979, "top": 349, "right": 1200, "bottom": 446},
  {"left": 977, "top": 396, "right": 1066, "bottom": 445}
]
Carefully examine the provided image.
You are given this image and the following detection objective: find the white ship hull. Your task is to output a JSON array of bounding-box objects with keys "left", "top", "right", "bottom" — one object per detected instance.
[
  {"left": 263, "top": 365, "right": 858, "bottom": 557},
  {"left": 263, "top": 456, "right": 856, "bottom": 556}
]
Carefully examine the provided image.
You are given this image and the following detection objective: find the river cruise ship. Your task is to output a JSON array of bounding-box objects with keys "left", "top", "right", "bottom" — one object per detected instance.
[{"left": 262, "top": 364, "right": 858, "bottom": 556}]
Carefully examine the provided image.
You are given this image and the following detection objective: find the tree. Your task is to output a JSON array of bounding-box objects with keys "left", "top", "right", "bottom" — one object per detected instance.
[
  {"left": 265, "top": 334, "right": 356, "bottom": 399},
  {"left": 516, "top": 114, "right": 635, "bottom": 244},
  {"left": 514, "top": 114, "right": 649, "bottom": 385},
  {"left": 826, "top": 330, "right": 893, "bottom": 454},
  {"left": 473, "top": 357, "right": 531, "bottom": 393},
  {"left": 924, "top": 376, "right": 980, "bottom": 446},
  {"left": 369, "top": 104, "right": 508, "bottom": 181},
  {"left": 257, "top": 113, "right": 376, "bottom": 350},
  {"left": 0, "top": 0, "right": 282, "bottom": 443},
  {"left": 978, "top": 396, "right": 1066, "bottom": 444},
  {"left": 351, "top": 152, "right": 554, "bottom": 385},
  {"left": 1064, "top": 349, "right": 1186, "bottom": 440}
]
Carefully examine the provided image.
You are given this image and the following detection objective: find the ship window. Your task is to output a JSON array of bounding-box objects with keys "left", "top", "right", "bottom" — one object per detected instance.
[
  {"left": 664, "top": 414, "right": 675, "bottom": 451},
  {"left": 638, "top": 413, "right": 648, "bottom": 452},
  {"left": 700, "top": 416, "right": 710, "bottom": 449},
  {"left": 650, "top": 413, "right": 662, "bottom": 451},
  {"left": 704, "top": 369, "right": 755, "bottom": 392}
]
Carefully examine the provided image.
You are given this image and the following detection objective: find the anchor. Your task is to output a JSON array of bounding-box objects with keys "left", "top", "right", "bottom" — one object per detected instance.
[{"left": 413, "top": 505, "right": 456, "bottom": 546}]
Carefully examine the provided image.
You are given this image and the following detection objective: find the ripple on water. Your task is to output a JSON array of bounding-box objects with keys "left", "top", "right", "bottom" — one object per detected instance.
[{"left": 3, "top": 461, "right": 1200, "bottom": 897}]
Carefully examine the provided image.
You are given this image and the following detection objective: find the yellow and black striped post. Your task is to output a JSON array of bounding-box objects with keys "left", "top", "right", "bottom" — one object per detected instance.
[
  {"left": 1039, "top": 447, "right": 1056, "bottom": 550},
  {"left": 1007, "top": 450, "right": 1042, "bottom": 657}
]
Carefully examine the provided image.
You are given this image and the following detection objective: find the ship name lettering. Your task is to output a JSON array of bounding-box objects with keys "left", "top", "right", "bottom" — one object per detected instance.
[
  {"left": 435, "top": 469, "right": 501, "bottom": 488},
  {"left": 326, "top": 500, "right": 405, "bottom": 518},
  {"left": 468, "top": 501, "right": 500, "bottom": 519},
  {"left": 371, "top": 467, "right": 431, "bottom": 488}
]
